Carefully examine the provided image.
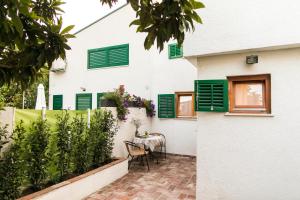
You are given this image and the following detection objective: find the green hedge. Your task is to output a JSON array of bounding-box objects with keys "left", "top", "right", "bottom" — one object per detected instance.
[
  {"left": 1, "top": 109, "right": 117, "bottom": 199},
  {"left": 15, "top": 109, "right": 91, "bottom": 131}
]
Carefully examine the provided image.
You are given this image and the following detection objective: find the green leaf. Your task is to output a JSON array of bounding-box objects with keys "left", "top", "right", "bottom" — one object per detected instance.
[
  {"left": 191, "top": 12, "right": 203, "bottom": 23},
  {"left": 11, "top": 15, "right": 24, "bottom": 37},
  {"left": 190, "top": 0, "right": 205, "bottom": 9},
  {"left": 61, "top": 25, "right": 75, "bottom": 35},
  {"left": 129, "top": 19, "right": 141, "bottom": 27}
]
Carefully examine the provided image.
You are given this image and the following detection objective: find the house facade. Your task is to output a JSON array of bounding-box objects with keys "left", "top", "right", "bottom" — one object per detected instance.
[
  {"left": 49, "top": 4, "right": 198, "bottom": 156},
  {"left": 183, "top": 0, "right": 300, "bottom": 199},
  {"left": 50, "top": 0, "right": 300, "bottom": 199}
]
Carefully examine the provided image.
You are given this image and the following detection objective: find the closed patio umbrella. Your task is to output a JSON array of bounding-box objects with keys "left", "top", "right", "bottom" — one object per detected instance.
[{"left": 35, "top": 84, "right": 47, "bottom": 110}]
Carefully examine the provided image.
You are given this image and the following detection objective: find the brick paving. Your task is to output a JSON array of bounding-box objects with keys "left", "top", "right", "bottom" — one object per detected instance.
[{"left": 85, "top": 155, "right": 196, "bottom": 200}]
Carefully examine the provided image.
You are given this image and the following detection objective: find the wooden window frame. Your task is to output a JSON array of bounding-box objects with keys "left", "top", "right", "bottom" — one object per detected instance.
[
  {"left": 175, "top": 91, "right": 196, "bottom": 118},
  {"left": 227, "top": 74, "right": 271, "bottom": 114}
]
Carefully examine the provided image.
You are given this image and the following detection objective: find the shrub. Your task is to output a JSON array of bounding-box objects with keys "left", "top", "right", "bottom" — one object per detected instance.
[
  {"left": 0, "top": 122, "right": 26, "bottom": 200},
  {"left": 70, "top": 114, "right": 88, "bottom": 174},
  {"left": 25, "top": 118, "right": 50, "bottom": 190},
  {"left": 100, "top": 109, "right": 118, "bottom": 161},
  {"left": 55, "top": 111, "right": 72, "bottom": 180},
  {"left": 0, "top": 124, "right": 8, "bottom": 152},
  {"left": 103, "top": 87, "right": 129, "bottom": 121},
  {"left": 87, "top": 109, "right": 118, "bottom": 168}
]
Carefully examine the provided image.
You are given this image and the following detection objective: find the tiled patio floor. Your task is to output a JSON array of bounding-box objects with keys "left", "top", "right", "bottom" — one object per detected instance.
[{"left": 85, "top": 155, "right": 196, "bottom": 200}]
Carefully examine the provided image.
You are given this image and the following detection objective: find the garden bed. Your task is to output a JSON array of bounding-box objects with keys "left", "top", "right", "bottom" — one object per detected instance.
[{"left": 18, "top": 158, "right": 128, "bottom": 200}]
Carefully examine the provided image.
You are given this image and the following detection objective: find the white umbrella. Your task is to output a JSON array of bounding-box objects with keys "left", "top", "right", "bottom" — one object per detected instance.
[{"left": 35, "top": 84, "right": 47, "bottom": 110}]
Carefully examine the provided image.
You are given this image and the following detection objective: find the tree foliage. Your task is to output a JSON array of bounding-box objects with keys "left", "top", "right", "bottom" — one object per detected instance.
[
  {"left": 0, "top": 0, "right": 204, "bottom": 86},
  {"left": 0, "top": 0, "right": 74, "bottom": 87},
  {"left": 103, "top": 0, "right": 205, "bottom": 51},
  {"left": 0, "top": 69, "right": 49, "bottom": 109}
]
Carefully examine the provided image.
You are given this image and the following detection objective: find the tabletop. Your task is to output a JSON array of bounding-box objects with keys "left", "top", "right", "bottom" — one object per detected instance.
[{"left": 133, "top": 135, "right": 165, "bottom": 152}]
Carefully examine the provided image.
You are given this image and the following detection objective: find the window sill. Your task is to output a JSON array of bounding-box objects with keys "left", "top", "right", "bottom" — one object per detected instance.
[
  {"left": 224, "top": 112, "right": 274, "bottom": 117},
  {"left": 175, "top": 117, "right": 198, "bottom": 121}
]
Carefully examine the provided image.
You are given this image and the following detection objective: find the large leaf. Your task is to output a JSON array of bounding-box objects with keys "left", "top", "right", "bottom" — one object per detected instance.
[{"left": 61, "top": 25, "right": 75, "bottom": 35}]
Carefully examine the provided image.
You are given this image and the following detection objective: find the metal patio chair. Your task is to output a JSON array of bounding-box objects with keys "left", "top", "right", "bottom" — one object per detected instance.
[
  {"left": 124, "top": 141, "right": 150, "bottom": 171},
  {"left": 149, "top": 132, "right": 167, "bottom": 159}
]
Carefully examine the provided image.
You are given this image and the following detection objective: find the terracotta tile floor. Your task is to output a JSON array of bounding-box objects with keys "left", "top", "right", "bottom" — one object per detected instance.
[{"left": 85, "top": 155, "right": 196, "bottom": 200}]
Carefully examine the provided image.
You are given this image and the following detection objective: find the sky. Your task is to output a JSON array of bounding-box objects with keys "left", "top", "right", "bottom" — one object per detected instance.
[{"left": 61, "top": 0, "right": 127, "bottom": 33}]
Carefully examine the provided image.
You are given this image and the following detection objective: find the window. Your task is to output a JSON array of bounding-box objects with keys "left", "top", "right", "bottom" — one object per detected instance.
[
  {"left": 168, "top": 43, "right": 183, "bottom": 59},
  {"left": 88, "top": 44, "right": 129, "bottom": 69},
  {"left": 228, "top": 74, "right": 271, "bottom": 113},
  {"left": 158, "top": 94, "right": 175, "bottom": 118},
  {"left": 76, "top": 93, "right": 92, "bottom": 110},
  {"left": 176, "top": 92, "right": 195, "bottom": 117},
  {"left": 53, "top": 95, "right": 63, "bottom": 110},
  {"left": 97, "top": 93, "right": 105, "bottom": 108},
  {"left": 194, "top": 80, "right": 229, "bottom": 112}
]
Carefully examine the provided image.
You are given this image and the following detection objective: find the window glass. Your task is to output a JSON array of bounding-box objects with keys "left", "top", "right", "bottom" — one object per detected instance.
[
  {"left": 234, "top": 83, "right": 263, "bottom": 106},
  {"left": 177, "top": 95, "right": 193, "bottom": 117}
]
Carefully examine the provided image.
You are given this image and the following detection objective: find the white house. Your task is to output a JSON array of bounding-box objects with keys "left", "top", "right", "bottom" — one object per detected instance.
[
  {"left": 50, "top": 1, "right": 300, "bottom": 199},
  {"left": 183, "top": 0, "right": 300, "bottom": 199},
  {"left": 49, "top": 4, "right": 198, "bottom": 156}
]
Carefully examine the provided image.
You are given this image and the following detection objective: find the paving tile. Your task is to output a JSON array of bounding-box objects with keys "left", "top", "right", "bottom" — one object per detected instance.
[{"left": 85, "top": 155, "right": 196, "bottom": 200}]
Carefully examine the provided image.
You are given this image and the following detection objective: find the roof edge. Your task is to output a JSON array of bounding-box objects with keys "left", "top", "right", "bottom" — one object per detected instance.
[
  {"left": 74, "top": 3, "right": 129, "bottom": 35},
  {"left": 184, "top": 42, "right": 300, "bottom": 58}
]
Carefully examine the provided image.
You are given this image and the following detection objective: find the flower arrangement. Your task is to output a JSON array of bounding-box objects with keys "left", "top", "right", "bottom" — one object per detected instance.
[
  {"left": 103, "top": 86, "right": 129, "bottom": 121},
  {"left": 143, "top": 99, "right": 156, "bottom": 117},
  {"left": 102, "top": 86, "right": 156, "bottom": 121}
]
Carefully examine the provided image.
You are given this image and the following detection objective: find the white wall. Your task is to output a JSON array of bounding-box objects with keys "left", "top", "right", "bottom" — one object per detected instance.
[
  {"left": 194, "top": 48, "right": 300, "bottom": 200},
  {"left": 0, "top": 107, "right": 15, "bottom": 134},
  {"left": 106, "top": 107, "right": 152, "bottom": 158},
  {"left": 49, "top": 5, "right": 198, "bottom": 156},
  {"left": 184, "top": 0, "right": 300, "bottom": 57}
]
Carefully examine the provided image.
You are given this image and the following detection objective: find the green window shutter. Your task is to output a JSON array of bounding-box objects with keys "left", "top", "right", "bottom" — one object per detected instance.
[
  {"left": 194, "top": 80, "right": 228, "bottom": 112},
  {"left": 76, "top": 93, "right": 92, "bottom": 110},
  {"left": 158, "top": 94, "right": 175, "bottom": 118},
  {"left": 88, "top": 44, "right": 129, "bottom": 69},
  {"left": 53, "top": 95, "right": 63, "bottom": 110},
  {"left": 168, "top": 43, "right": 183, "bottom": 59},
  {"left": 97, "top": 93, "right": 105, "bottom": 108}
]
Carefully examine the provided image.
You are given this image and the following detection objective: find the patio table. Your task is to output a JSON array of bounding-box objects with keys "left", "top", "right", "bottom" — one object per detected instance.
[{"left": 133, "top": 135, "right": 165, "bottom": 152}]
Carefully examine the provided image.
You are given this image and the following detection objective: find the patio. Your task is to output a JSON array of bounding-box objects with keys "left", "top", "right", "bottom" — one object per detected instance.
[{"left": 86, "top": 155, "right": 196, "bottom": 200}]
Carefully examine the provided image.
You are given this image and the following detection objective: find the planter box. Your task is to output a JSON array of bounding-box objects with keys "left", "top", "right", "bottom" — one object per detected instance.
[
  {"left": 19, "top": 158, "right": 128, "bottom": 200},
  {"left": 100, "top": 99, "right": 117, "bottom": 107}
]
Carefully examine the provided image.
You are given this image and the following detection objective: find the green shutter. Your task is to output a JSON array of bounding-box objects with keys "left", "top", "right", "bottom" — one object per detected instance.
[
  {"left": 168, "top": 43, "right": 183, "bottom": 59},
  {"left": 53, "top": 95, "right": 63, "bottom": 110},
  {"left": 97, "top": 93, "right": 105, "bottom": 108},
  {"left": 88, "top": 44, "right": 129, "bottom": 68},
  {"left": 158, "top": 94, "right": 175, "bottom": 118},
  {"left": 76, "top": 93, "right": 92, "bottom": 110},
  {"left": 194, "top": 80, "right": 228, "bottom": 112}
]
